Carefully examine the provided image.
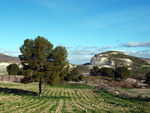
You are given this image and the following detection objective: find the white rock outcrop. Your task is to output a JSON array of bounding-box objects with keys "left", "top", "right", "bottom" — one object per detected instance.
[
  {"left": 90, "top": 51, "right": 133, "bottom": 68},
  {"left": 0, "top": 62, "right": 21, "bottom": 72},
  {"left": 0, "top": 62, "right": 12, "bottom": 71}
]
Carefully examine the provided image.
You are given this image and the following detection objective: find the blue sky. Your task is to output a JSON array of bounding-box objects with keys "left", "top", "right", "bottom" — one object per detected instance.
[{"left": 0, "top": 0, "right": 150, "bottom": 64}]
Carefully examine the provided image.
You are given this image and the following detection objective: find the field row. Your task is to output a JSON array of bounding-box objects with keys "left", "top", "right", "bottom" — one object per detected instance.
[{"left": 0, "top": 83, "right": 149, "bottom": 113}]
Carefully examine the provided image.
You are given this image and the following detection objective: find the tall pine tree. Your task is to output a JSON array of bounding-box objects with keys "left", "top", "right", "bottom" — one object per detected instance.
[{"left": 19, "top": 36, "right": 68, "bottom": 96}]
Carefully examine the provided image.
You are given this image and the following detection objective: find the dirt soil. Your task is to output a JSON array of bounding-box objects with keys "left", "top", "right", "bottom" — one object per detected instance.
[{"left": 120, "top": 88, "right": 150, "bottom": 98}]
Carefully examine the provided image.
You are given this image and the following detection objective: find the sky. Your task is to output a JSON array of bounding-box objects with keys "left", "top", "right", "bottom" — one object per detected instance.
[{"left": 0, "top": 0, "right": 150, "bottom": 64}]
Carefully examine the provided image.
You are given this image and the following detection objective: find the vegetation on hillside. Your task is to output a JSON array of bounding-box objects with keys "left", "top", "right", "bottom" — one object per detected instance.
[{"left": 90, "top": 66, "right": 130, "bottom": 81}]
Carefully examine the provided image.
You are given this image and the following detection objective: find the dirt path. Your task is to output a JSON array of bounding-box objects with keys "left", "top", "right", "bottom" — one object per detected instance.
[
  {"left": 41, "top": 101, "right": 56, "bottom": 113},
  {"left": 121, "top": 88, "right": 150, "bottom": 97},
  {"left": 65, "top": 100, "right": 73, "bottom": 112}
]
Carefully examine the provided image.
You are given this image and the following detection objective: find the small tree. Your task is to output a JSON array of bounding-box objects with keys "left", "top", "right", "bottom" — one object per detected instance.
[
  {"left": 19, "top": 36, "right": 68, "bottom": 96},
  {"left": 146, "top": 71, "right": 150, "bottom": 85},
  {"left": 7, "top": 63, "right": 20, "bottom": 75},
  {"left": 115, "top": 67, "right": 130, "bottom": 81}
]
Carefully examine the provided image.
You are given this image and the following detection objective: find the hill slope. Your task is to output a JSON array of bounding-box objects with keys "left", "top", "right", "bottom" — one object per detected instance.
[{"left": 0, "top": 53, "right": 20, "bottom": 63}]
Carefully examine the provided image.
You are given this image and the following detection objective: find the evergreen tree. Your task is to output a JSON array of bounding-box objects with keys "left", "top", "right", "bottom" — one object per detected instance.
[
  {"left": 7, "top": 63, "right": 20, "bottom": 75},
  {"left": 19, "top": 36, "right": 68, "bottom": 96}
]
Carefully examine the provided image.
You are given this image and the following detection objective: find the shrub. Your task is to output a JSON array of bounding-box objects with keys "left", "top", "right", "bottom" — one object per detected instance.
[
  {"left": 78, "top": 74, "right": 84, "bottom": 81},
  {"left": 7, "top": 63, "right": 21, "bottom": 75},
  {"left": 90, "top": 66, "right": 99, "bottom": 76},
  {"left": 115, "top": 67, "right": 130, "bottom": 81},
  {"left": 99, "top": 67, "right": 115, "bottom": 79}
]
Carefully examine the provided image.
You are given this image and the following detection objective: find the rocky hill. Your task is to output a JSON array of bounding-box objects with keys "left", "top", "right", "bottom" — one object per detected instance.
[{"left": 90, "top": 51, "right": 150, "bottom": 70}]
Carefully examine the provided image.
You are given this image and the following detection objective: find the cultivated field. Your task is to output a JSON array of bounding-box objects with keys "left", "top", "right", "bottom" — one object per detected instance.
[{"left": 0, "top": 82, "right": 150, "bottom": 113}]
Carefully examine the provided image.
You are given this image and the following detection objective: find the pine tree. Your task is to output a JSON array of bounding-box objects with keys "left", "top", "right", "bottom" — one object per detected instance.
[{"left": 19, "top": 36, "right": 68, "bottom": 96}]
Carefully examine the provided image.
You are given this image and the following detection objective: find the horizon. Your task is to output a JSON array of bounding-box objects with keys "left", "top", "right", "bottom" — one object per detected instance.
[
  {"left": 1, "top": 50, "right": 150, "bottom": 65},
  {"left": 0, "top": 0, "right": 150, "bottom": 64}
]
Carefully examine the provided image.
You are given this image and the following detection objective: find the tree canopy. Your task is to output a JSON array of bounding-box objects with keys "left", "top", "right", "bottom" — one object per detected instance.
[
  {"left": 19, "top": 36, "right": 69, "bottom": 96},
  {"left": 7, "top": 63, "right": 21, "bottom": 75}
]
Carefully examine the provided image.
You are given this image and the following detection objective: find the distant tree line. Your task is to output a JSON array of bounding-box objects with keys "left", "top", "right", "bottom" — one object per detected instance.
[
  {"left": 90, "top": 66, "right": 130, "bottom": 81},
  {"left": 90, "top": 66, "right": 150, "bottom": 84}
]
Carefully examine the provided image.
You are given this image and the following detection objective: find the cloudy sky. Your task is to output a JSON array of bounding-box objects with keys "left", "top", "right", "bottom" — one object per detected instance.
[{"left": 0, "top": 0, "right": 150, "bottom": 64}]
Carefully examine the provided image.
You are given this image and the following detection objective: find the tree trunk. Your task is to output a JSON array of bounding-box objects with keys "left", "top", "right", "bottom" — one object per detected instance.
[{"left": 39, "top": 81, "right": 42, "bottom": 96}]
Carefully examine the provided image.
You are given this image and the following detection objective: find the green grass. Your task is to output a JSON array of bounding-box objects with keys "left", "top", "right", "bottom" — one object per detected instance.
[{"left": 95, "top": 89, "right": 150, "bottom": 113}]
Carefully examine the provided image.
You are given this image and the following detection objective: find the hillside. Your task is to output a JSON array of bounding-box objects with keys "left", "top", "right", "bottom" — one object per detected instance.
[
  {"left": 0, "top": 53, "right": 20, "bottom": 63},
  {"left": 0, "top": 53, "right": 20, "bottom": 74}
]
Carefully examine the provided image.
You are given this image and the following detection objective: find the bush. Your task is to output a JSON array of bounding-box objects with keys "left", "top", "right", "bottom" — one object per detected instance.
[
  {"left": 78, "top": 75, "right": 84, "bottom": 81},
  {"left": 146, "top": 71, "right": 150, "bottom": 85},
  {"left": 99, "top": 67, "right": 115, "bottom": 79},
  {"left": 115, "top": 67, "right": 130, "bottom": 81},
  {"left": 7, "top": 63, "right": 21, "bottom": 75},
  {"left": 90, "top": 66, "right": 99, "bottom": 76}
]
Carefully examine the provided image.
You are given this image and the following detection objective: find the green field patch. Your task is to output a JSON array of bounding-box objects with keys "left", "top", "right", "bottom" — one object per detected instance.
[
  {"left": 48, "top": 84, "right": 93, "bottom": 89},
  {"left": 95, "top": 89, "right": 150, "bottom": 112}
]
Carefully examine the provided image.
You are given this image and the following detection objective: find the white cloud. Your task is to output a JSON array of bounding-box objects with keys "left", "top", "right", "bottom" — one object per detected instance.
[
  {"left": 0, "top": 49, "right": 20, "bottom": 57},
  {"left": 125, "top": 50, "right": 150, "bottom": 58},
  {"left": 83, "top": 46, "right": 99, "bottom": 49},
  {"left": 122, "top": 42, "right": 150, "bottom": 47},
  {"left": 67, "top": 45, "right": 112, "bottom": 64},
  {"left": 113, "top": 49, "right": 150, "bottom": 58}
]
